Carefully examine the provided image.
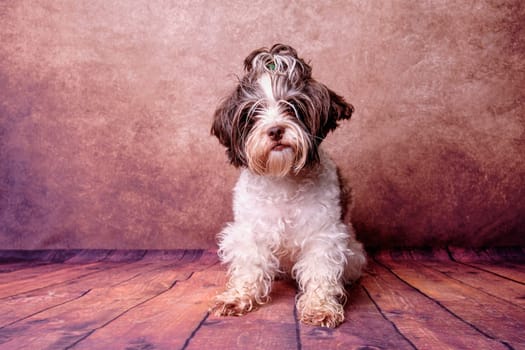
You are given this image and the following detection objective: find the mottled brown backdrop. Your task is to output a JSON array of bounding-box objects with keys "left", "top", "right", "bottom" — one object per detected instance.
[{"left": 1, "top": 1, "right": 524, "bottom": 250}]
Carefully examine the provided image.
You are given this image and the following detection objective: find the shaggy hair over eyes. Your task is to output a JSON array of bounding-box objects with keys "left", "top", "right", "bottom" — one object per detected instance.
[{"left": 211, "top": 44, "right": 354, "bottom": 171}]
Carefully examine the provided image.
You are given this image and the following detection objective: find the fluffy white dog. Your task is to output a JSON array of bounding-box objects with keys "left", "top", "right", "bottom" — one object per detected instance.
[{"left": 210, "top": 44, "right": 367, "bottom": 328}]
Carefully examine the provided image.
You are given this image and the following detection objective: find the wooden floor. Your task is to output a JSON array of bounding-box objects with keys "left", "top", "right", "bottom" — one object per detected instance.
[{"left": 0, "top": 249, "right": 524, "bottom": 350}]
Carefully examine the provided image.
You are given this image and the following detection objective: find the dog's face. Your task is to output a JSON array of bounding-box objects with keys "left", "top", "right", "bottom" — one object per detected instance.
[{"left": 212, "top": 44, "right": 354, "bottom": 177}]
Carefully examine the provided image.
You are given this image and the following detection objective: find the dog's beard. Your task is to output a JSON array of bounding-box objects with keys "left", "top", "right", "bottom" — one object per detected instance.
[
  {"left": 245, "top": 121, "right": 311, "bottom": 177},
  {"left": 264, "top": 147, "right": 295, "bottom": 177}
]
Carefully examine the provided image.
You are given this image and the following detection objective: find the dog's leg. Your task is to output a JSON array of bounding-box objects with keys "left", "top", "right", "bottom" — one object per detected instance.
[
  {"left": 293, "top": 229, "right": 365, "bottom": 328},
  {"left": 212, "top": 252, "right": 277, "bottom": 316},
  {"left": 211, "top": 224, "right": 279, "bottom": 317},
  {"left": 343, "top": 232, "right": 367, "bottom": 283},
  {"left": 294, "top": 253, "right": 347, "bottom": 327}
]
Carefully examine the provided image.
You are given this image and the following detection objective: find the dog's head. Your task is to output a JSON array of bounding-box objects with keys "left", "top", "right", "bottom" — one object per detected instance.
[{"left": 212, "top": 44, "right": 353, "bottom": 177}]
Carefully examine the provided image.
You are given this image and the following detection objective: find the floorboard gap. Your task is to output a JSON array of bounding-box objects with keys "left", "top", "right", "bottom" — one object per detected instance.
[
  {"left": 424, "top": 263, "right": 525, "bottom": 310},
  {"left": 180, "top": 312, "right": 210, "bottom": 350},
  {"left": 361, "top": 285, "right": 418, "bottom": 350},
  {"left": 64, "top": 272, "right": 195, "bottom": 349},
  {"left": 0, "top": 289, "right": 92, "bottom": 329},
  {"left": 373, "top": 258, "right": 516, "bottom": 350},
  {"left": 459, "top": 262, "right": 525, "bottom": 286},
  {"left": 293, "top": 291, "right": 302, "bottom": 350},
  {"left": 0, "top": 267, "right": 115, "bottom": 301}
]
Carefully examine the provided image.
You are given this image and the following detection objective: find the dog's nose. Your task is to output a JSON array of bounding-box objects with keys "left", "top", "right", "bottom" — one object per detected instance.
[{"left": 267, "top": 126, "right": 285, "bottom": 141}]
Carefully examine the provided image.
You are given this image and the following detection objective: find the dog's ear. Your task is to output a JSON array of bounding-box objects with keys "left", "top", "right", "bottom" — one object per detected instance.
[
  {"left": 211, "top": 93, "right": 233, "bottom": 148},
  {"left": 328, "top": 88, "right": 354, "bottom": 123},
  {"left": 211, "top": 86, "right": 247, "bottom": 167},
  {"left": 302, "top": 82, "right": 353, "bottom": 141},
  {"left": 318, "top": 87, "right": 354, "bottom": 139}
]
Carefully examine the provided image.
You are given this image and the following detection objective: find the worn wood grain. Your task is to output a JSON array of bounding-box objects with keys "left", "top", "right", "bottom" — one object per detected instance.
[
  {"left": 0, "top": 252, "right": 189, "bottom": 328},
  {"left": 0, "top": 250, "right": 80, "bottom": 274},
  {"left": 459, "top": 262, "right": 525, "bottom": 285},
  {"left": 422, "top": 260, "right": 525, "bottom": 308},
  {"left": 0, "top": 251, "right": 189, "bottom": 299},
  {"left": 0, "top": 251, "right": 206, "bottom": 350},
  {"left": 299, "top": 282, "right": 416, "bottom": 350},
  {"left": 187, "top": 279, "right": 299, "bottom": 350},
  {"left": 69, "top": 251, "right": 220, "bottom": 350},
  {"left": 377, "top": 256, "right": 525, "bottom": 349},
  {"left": 448, "top": 247, "right": 525, "bottom": 263},
  {"left": 0, "top": 263, "right": 71, "bottom": 281},
  {"left": 0, "top": 249, "right": 524, "bottom": 350},
  {"left": 0, "top": 260, "right": 60, "bottom": 274},
  {"left": 0, "top": 263, "right": 111, "bottom": 299},
  {"left": 448, "top": 247, "right": 525, "bottom": 283},
  {"left": 362, "top": 261, "right": 508, "bottom": 350},
  {"left": 0, "top": 251, "right": 121, "bottom": 286},
  {"left": 0, "top": 250, "right": 81, "bottom": 264}
]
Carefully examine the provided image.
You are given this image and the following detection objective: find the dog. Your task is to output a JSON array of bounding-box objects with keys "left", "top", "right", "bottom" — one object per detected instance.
[{"left": 210, "top": 44, "right": 367, "bottom": 328}]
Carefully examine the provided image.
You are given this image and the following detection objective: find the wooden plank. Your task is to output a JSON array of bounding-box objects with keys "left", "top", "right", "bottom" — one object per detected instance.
[
  {"left": 139, "top": 249, "right": 189, "bottom": 262},
  {"left": 449, "top": 247, "right": 525, "bottom": 283},
  {"left": 362, "top": 261, "right": 508, "bottom": 350},
  {"left": 0, "top": 251, "right": 189, "bottom": 299},
  {"left": 0, "top": 250, "right": 80, "bottom": 263},
  {"left": 0, "top": 250, "right": 114, "bottom": 286},
  {"left": 0, "top": 250, "right": 187, "bottom": 264},
  {"left": 461, "top": 262, "right": 525, "bottom": 284},
  {"left": 422, "top": 260, "right": 525, "bottom": 308},
  {"left": 186, "top": 278, "right": 299, "bottom": 350},
  {"left": 70, "top": 252, "right": 222, "bottom": 350},
  {"left": 60, "top": 250, "right": 114, "bottom": 263},
  {"left": 299, "top": 281, "right": 416, "bottom": 350},
  {"left": 0, "top": 250, "right": 208, "bottom": 349},
  {"left": 0, "top": 250, "right": 82, "bottom": 274},
  {"left": 100, "top": 250, "right": 148, "bottom": 262},
  {"left": 0, "top": 263, "right": 111, "bottom": 299},
  {"left": 1, "top": 249, "right": 522, "bottom": 349},
  {"left": 0, "top": 288, "right": 89, "bottom": 329},
  {"left": 0, "top": 251, "right": 188, "bottom": 328},
  {"left": 0, "top": 262, "right": 94, "bottom": 285},
  {"left": 377, "top": 256, "right": 525, "bottom": 349},
  {"left": 448, "top": 247, "right": 525, "bottom": 263},
  {"left": 0, "top": 261, "right": 59, "bottom": 278}
]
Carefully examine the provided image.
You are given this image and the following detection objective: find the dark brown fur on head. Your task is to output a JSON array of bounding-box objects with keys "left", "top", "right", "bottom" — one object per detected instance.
[{"left": 211, "top": 43, "right": 354, "bottom": 169}]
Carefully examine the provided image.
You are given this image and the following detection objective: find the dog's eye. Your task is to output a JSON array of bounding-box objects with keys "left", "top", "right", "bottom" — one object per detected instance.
[
  {"left": 266, "top": 62, "right": 276, "bottom": 71},
  {"left": 285, "top": 102, "right": 304, "bottom": 121},
  {"left": 239, "top": 110, "right": 257, "bottom": 130}
]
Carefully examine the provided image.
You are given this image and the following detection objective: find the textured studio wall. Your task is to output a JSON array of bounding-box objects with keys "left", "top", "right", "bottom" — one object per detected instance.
[{"left": 1, "top": 1, "right": 524, "bottom": 250}]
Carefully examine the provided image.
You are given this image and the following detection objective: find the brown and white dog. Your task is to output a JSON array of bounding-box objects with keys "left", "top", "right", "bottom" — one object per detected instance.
[{"left": 210, "top": 44, "right": 366, "bottom": 328}]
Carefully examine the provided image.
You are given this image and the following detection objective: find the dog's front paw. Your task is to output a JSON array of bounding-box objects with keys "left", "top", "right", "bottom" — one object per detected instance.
[
  {"left": 211, "top": 291, "right": 256, "bottom": 317},
  {"left": 299, "top": 306, "right": 345, "bottom": 328},
  {"left": 297, "top": 295, "right": 345, "bottom": 328}
]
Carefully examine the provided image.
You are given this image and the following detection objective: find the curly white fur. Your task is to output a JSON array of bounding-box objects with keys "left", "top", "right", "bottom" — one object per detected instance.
[
  {"left": 211, "top": 44, "right": 366, "bottom": 328},
  {"left": 212, "top": 149, "right": 367, "bottom": 327}
]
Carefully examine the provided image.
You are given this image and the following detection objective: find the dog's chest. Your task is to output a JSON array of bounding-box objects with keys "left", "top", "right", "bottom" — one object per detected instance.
[{"left": 233, "top": 166, "right": 341, "bottom": 231}]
